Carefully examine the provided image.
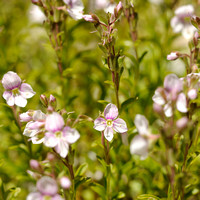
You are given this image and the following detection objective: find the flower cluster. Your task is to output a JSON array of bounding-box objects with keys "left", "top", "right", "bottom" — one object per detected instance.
[{"left": 170, "top": 4, "right": 196, "bottom": 40}]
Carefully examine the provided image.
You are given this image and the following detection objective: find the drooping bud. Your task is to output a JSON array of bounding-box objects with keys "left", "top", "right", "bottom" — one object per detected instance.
[
  {"left": 40, "top": 94, "right": 48, "bottom": 108},
  {"left": 30, "top": 159, "right": 41, "bottom": 171},
  {"left": 82, "top": 14, "right": 100, "bottom": 24},
  {"left": 60, "top": 176, "right": 71, "bottom": 189},
  {"left": 167, "top": 52, "right": 179, "bottom": 60},
  {"left": 187, "top": 88, "right": 198, "bottom": 99}
]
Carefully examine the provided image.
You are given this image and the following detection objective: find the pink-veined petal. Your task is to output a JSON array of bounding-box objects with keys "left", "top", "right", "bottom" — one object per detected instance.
[
  {"left": 20, "top": 112, "right": 32, "bottom": 122},
  {"left": 33, "top": 110, "right": 46, "bottom": 121},
  {"left": 55, "top": 140, "right": 69, "bottom": 158},
  {"left": 45, "top": 112, "right": 64, "bottom": 132},
  {"left": 20, "top": 83, "right": 36, "bottom": 99},
  {"left": 14, "top": 95, "right": 27, "bottom": 107},
  {"left": 23, "top": 122, "right": 39, "bottom": 137},
  {"left": 2, "top": 71, "right": 21, "bottom": 90},
  {"left": 63, "top": 127, "right": 80, "bottom": 144},
  {"left": 130, "top": 135, "right": 148, "bottom": 160},
  {"left": 104, "top": 127, "right": 114, "bottom": 142},
  {"left": 3, "top": 91, "right": 15, "bottom": 106},
  {"left": 28, "top": 121, "right": 44, "bottom": 130},
  {"left": 104, "top": 103, "right": 118, "bottom": 120},
  {"left": 134, "top": 114, "right": 149, "bottom": 136},
  {"left": 31, "top": 136, "right": 44, "bottom": 144},
  {"left": 176, "top": 93, "right": 188, "bottom": 113},
  {"left": 164, "top": 74, "right": 183, "bottom": 93},
  {"left": 94, "top": 117, "right": 106, "bottom": 131},
  {"left": 52, "top": 194, "right": 64, "bottom": 200},
  {"left": 113, "top": 118, "right": 128, "bottom": 133},
  {"left": 44, "top": 132, "right": 58, "bottom": 147}
]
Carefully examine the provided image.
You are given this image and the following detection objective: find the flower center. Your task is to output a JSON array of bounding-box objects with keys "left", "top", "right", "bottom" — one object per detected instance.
[
  {"left": 12, "top": 88, "right": 19, "bottom": 96},
  {"left": 106, "top": 119, "right": 113, "bottom": 127},
  {"left": 55, "top": 131, "right": 62, "bottom": 138}
]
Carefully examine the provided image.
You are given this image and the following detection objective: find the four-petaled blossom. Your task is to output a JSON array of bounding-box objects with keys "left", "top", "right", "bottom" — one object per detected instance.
[
  {"left": 130, "top": 114, "right": 159, "bottom": 160},
  {"left": 170, "top": 4, "right": 196, "bottom": 40},
  {"left": 2, "top": 71, "right": 35, "bottom": 107},
  {"left": 44, "top": 112, "right": 80, "bottom": 158},
  {"left": 63, "top": 0, "right": 84, "bottom": 20},
  {"left": 26, "top": 176, "right": 63, "bottom": 200},
  {"left": 94, "top": 103, "right": 128, "bottom": 142},
  {"left": 152, "top": 74, "right": 187, "bottom": 117},
  {"left": 21, "top": 110, "right": 46, "bottom": 144}
]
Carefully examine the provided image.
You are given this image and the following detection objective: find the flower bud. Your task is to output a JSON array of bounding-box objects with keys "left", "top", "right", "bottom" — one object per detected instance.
[
  {"left": 20, "top": 111, "right": 33, "bottom": 122},
  {"left": 167, "top": 52, "right": 179, "bottom": 60},
  {"left": 46, "top": 152, "right": 56, "bottom": 162},
  {"left": 60, "top": 176, "right": 71, "bottom": 189},
  {"left": 176, "top": 117, "right": 188, "bottom": 129},
  {"left": 30, "top": 159, "right": 41, "bottom": 171},
  {"left": 82, "top": 14, "right": 100, "bottom": 24},
  {"left": 194, "top": 31, "right": 199, "bottom": 46},
  {"left": 49, "top": 94, "right": 57, "bottom": 109},
  {"left": 187, "top": 88, "right": 197, "bottom": 100},
  {"left": 40, "top": 94, "right": 48, "bottom": 108},
  {"left": 153, "top": 103, "right": 163, "bottom": 113},
  {"left": 114, "top": 1, "right": 123, "bottom": 18}
]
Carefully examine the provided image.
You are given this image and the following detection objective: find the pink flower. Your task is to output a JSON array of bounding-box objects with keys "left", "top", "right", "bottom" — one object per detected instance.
[
  {"left": 167, "top": 52, "right": 179, "bottom": 60},
  {"left": 27, "top": 176, "right": 64, "bottom": 200},
  {"left": 63, "top": 0, "right": 84, "bottom": 20},
  {"left": 94, "top": 103, "right": 128, "bottom": 142},
  {"left": 44, "top": 112, "right": 80, "bottom": 158},
  {"left": 2, "top": 71, "right": 35, "bottom": 107},
  {"left": 130, "top": 114, "right": 159, "bottom": 160},
  {"left": 22, "top": 110, "right": 46, "bottom": 144},
  {"left": 60, "top": 176, "right": 71, "bottom": 189}
]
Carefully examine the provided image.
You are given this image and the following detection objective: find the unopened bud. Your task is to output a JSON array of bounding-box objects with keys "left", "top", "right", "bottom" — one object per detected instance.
[
  {"left": 46, "top": 152, "right": 56, "bottom": 162},
  {"left": 114, "top": 1, "right": 123, "bottom": 18},
  {"left": 167, "top": 52, "right": 179, "bottom": 61},
  {"left": 194, "top": 31, "right": 199, "bottom": 46},
  {"left": 31, "top": 0, "right": 42, "bottom": 6},
  {"left": 176, "top": 117, "right": 188, "bottom": 129},
  {"left": 60, "top": 176, "right": 71, "bottom": 189},
  {"left": 49, "top": 94, "right": 57, "bottom": 109},
  {"left": 153, "top": 103, "right": 163, "bottom": 113},
  {"left": 82, "top": 14, "right": 100, "bottom": 24},
  {"left": 40, "top": 94, "right": 48, "bottom": 108},
  {"left": 30, "top": 159, "right": 41, "bottom": 171},
  {"left": 188, "top": 88, "right": 197, "bottom": 99}
]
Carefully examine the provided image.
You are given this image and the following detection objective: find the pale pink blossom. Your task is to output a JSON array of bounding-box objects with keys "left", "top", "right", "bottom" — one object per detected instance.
[
  {"left": 2, "top": 71, "right": 35, "bottom": 107},
  {"left": 60, "top": 177, "right": 71, "bottom": 189},
  {"left": 22, "top": 110, "right": 46, "bottom": 144},
  {"left": 94, "top": 103, "right": 128, "bottom": 142},
  {"left": 27, "top": 176, "right": 63, "bottom": 200},
  {"left": 167, "top": 52, "right": 179, "bottom": 60},
  {"left": 44, "top": 112, "right": 80, "bottom": 158},
  {"left": 170, "top": 5, "right": 196, "bottom": 40},
  {"left": 63, "top": 0, "right": 84, "bottom": 20},
  {"left": 152, "top": 74, "right": 187, "bottom": 117},
  {"left": 130, "top": 114, "right": 159, "bottom": 160}
]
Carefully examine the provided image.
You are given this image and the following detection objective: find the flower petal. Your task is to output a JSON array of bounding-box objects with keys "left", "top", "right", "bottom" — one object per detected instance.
[
  {"left": 33, "top": 110, "right": 46, "bottom": 121},
  {"left": 2, "top": 71, "right": 21, "bottom": 90},
  {"left": 152, "top": 89, "right": 165, "bottom": 105},
  {"left": 134, "top": 114, "right": 149, "bottom": 136},
  {"left": 164, "top": 74, "right": 182, "bottom": 93},
  {"left": 26, "top": 192, "right": 41, "bottom": 200},
  {"left": 37, "top": 176, "right": 58, "bottom": 196},
  {"left": 63, "top": 127, "right": 80, "bottom": 144},
  {"left": 113, "top": 118, "right": 128, "bottom": 133},
  {"left": 20, "top": 83, "right": 36, "bottom": 99},
  {"left": 164, "top": 102, "right": 173, "bottom": 117},
  {"left": 176, "top": 93, "right": 188, "bottom": 113},
  {"left": 104, "top": 127, "right": 114, "bottom": 142},
  {"left": 31, "top": 136, "right": 44, "bottom": 144},
  {"left": 3, "top": 91, "right": 14, "bottom": 106},
  {"left": 44, "top": 132, "right": 58, "bottom": 147},
  {"left": 104, "top": 103, "right": 118, "bottom": 120},
  {"left": 20, "top": 112, "right": 32, "bottom": 122},
  {"left": 23, "top": 122, "right": 39, "bottom": 137},
  {"left": 130, "top": 135, "right": 148, "bottom": 160},
  {"left": 14, "top": 95, "right": 27, "bottom": 107},
  {"left": 94, "top": 117, "right": 106, "bottom": 131},
  {"left": 55, "top": 140, "right": 69, "bottom": 158},
  {"left": 45, "top": 112, "right": 64, "bottom": 132}
]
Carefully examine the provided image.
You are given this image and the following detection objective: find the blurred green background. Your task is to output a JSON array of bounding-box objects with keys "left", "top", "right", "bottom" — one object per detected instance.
[{"left": 0, "top": 0, "right": 199, "bottom": 199}]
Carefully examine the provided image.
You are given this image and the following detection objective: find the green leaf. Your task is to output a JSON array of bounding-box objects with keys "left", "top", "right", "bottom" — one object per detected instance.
[
  {"left": 104, "top": 80, "right": 114, "bottom": 86},
  {"left": 90, "top": 182, "right": 106, "bottom": 200},
  {"left": 75, "top": 163, "right": 88, "bottom": 176},
  {"left": 97, "top": 155, "right": 107, "bottom": 174},
  {"left": 139, "top": 51, "right": 148, "bottom": 63},
  {"left": 75, "top": 176, "right": 91, "bottom": 190},
  {"left": 137, "top": 194, "right": 160, "bottom": 200},
  {"left": 121, "top": 98, "right": 135, "bottom": 111},
  {"left": 97, "top": 100, "right": 110, "bottom": 105}
]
